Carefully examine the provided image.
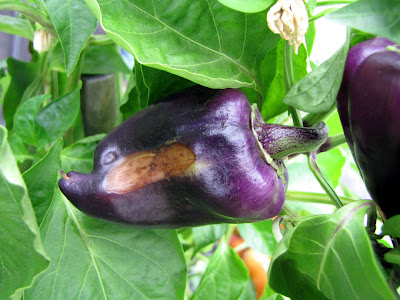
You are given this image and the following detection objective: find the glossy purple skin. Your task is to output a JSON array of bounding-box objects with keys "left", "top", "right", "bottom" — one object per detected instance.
[
  {"left": 337, "top": 37, "right": 394, "bottom": 153},
  {"left": 349, "top": 50, "right": 400, "bottom": 219},
  {"left": 59, "top": 87, "right": 287, "bottom": 228}
]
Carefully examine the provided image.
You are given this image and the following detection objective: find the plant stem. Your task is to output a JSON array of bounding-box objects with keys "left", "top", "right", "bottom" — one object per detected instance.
[
  {"left": 0, "top": 1, "right": 56, "bottom": 37},
  {"left": 272, "top": 216, "right": 284, "bottom": 242},
  {"left": 283, "top": 42, "right": 295, "bottom": 91},
  {"left": 283, "top": 41, "right": 302, "bottom": 127},
  {"left": 307, "top": 152, "right": 344, "bottom": 208},
  {"left": 280, "top": 205, "right": 299, "bottom": 218},
  {"left": 317, "top": 133, "right": 347, "bottom": 153},
  {"left": 315, "top": 0, "right": 356, "bottom": 7},
  {"left": 302, "top": 105, "right": 337, "bottom": 126},
  {"left": 88, "top": 35, "right": 115, "bottom": 46},
  {"left": 309, "top": 7, "right": 339, "bottom": 23},
  {"left": 285, "top": 190, "right": 355, "bottom": 206}
]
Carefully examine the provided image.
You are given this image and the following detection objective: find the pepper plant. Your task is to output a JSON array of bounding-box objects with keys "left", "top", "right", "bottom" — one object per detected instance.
[{"left": 0, "top": 0, "right": 399, "bottom": 299}]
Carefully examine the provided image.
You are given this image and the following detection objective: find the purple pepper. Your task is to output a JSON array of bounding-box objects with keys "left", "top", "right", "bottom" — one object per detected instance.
[
  {"left": 59, "top": 86, "right": 328, "bottom": 228},
  {"left": 337, "top": 37, "right": 394, "bottom": 153},
  {"left": 337, "top": 37, "right": 399, "bottom": 220}
]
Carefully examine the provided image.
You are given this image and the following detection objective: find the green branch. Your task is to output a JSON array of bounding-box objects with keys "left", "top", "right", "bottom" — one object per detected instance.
[
  {"left": 286, "top": 190, "right": 355, "bottom": 206},
  {"left": 307, "top": 152, "right": 344, "bottom": 208},
  {"left": 0, "top": 1, "right": 56, "bottom": 37},
  {"left": 283, "top": 41, "right": 303, "bottom": 127},
  {"left": 318, "top": 133, "right": 347, "bottom": 153}
]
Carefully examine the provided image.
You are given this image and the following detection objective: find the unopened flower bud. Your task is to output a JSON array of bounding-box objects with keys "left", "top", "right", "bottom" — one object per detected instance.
[
  {"left": 267, "top": 0, "right": 308, "bottom": 54},
  {"left": 33, "top": 30, "right": 53, "bottom": 53}
]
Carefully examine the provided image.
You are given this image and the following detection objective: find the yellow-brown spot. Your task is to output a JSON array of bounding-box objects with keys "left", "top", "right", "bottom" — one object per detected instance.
[{"left": 103, "top": 143, "right": 196, "bottom": 194}]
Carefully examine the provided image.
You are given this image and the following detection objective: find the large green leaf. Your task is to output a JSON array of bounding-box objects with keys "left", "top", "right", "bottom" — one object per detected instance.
[
  {"left": 0, "top": 14, "right": 35, "bottom": 40},
  {"left": 44, "top": 0, "right": 97, "bottom": 75},
  {"left": 25, "top": 190, "right": 187, "bottom": 300},
  {"left": 61, "top": 133, "right": 105, "bottom": 174},
  {"left": 191, "top": 240, "right": 249, "bottom": 300},
  {"left": 326, "top": 0, "right": 400, "bottom": 44},
  {"left": 268, "top": 201, "right": 398, "bottom": 300},
  {"left": 23, "top": 139, "right": 63, "bottom": 225},
  {"left": 84, "top": 0, "right": 280, "bottom": 92},
  {"left": 0, "top": 126, "right": 49, "bottom": 300},
  {"left": 120, "top": 60, "right": 194, "bottom": 119}
]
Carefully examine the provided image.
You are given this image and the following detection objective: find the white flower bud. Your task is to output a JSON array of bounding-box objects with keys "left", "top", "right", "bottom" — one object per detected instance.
[
  {"left": 33, "top": 30, "right": 53, "bottom": 53},
  {"left": 267, "top": 0, "right": 309, "bottom": 54}
]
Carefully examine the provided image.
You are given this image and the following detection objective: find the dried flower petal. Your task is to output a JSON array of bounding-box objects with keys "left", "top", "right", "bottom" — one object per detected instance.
[
  {"left": 267, "top": 0, "right": 309, "bottom": 54},
  {"left": 33, "top": 30, "right": 53, "bottom": 53}
]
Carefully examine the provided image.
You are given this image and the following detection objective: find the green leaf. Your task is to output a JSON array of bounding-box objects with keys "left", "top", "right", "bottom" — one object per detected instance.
[
  {"left": 7, "top": 131, "right": 32, "bottom": 164},
  {"left": 191, "top": 240, "right": 249, "bottom": 300},
  {"left": 49, "top": 42, "right": 67, "bottom": 72},
  {"left": 238, "top": 279, "right": 256, "bottom": 300},
  {"left": 317, "top": 147, "right": 346, "bottom": 188},
  {"left": 384, "top": 248, "right": 400, "bottom": 266},
  {"left": 259, "top": 284, "right": 285, "bottom": 300},
  {"left": 3, "top": 57, "right": 40, "bottom": 129},
  {"left": 0, "top": 126, "right": 49, "bottom": 300},
  {"left": 283, "top": 40, "right": 349, "bottom": 113},
  {"left": 349, "top": 28, "right": 376, "bottom": 48},
  {"left": 217, "top": 0, "right": 273, "bottom": 13},
  {"left": 13, "top": 94, "right": 50, "bottom": 148},
  {"left": 262, "top": 295, "right": 285, "bottom": 300},
  {"left": 260, "top": 41, "right": 308, "bottom": 121},
  {"left": 326, "top": 0, "right": 400, "bottom": 44},
  {"left": 268, "top": 201, "right": 398, "bottom": 300},
  {"left": 25, "top": 190, "right": 187, "bottom": 300},
  {"left": 237, "top": 220, "right": 276, "bottom": 256},
  {"left": 192, "top": 224, "right": 228, "bottom": 254},
  {"left": 61, "top": 134, "right": 106, "bottom": 174},
  {"left": 23, "top": 139, "right": 63, "bottom": 225},
  {"left": 82, "top": 44, "right": 130, "bottom": 74},
  {"left": 85, "top": 0, "right": 279, "bottom": 92},
  {"left": 36, "top": 87, "right": 81, "bottom": 143},
  {"left": 382, "top": 215, "right": 400, "bottom": 238},
  {"left": 0, "top": 14, "right": 35, "bottom": 40},
  {"left": 120, "top": 61, "right": 194, "bottom": 119},
  {"left": 44, "top": 0, "right": 97, "bottom": 75}
]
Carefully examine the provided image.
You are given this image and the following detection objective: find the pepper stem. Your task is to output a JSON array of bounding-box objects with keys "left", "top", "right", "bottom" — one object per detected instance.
[{"left": 253, "top": 120, "right": 329, "bottom": 160}]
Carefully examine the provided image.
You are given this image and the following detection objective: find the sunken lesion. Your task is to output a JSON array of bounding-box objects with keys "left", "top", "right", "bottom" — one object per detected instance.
[{"left": 103, "top": 143, "right": 196, "bottom": 194}]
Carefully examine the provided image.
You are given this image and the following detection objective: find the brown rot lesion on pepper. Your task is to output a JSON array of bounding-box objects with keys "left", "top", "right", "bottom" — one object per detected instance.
[{"left": 103, "top": 143, "right": 196, "bottom": 195}]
